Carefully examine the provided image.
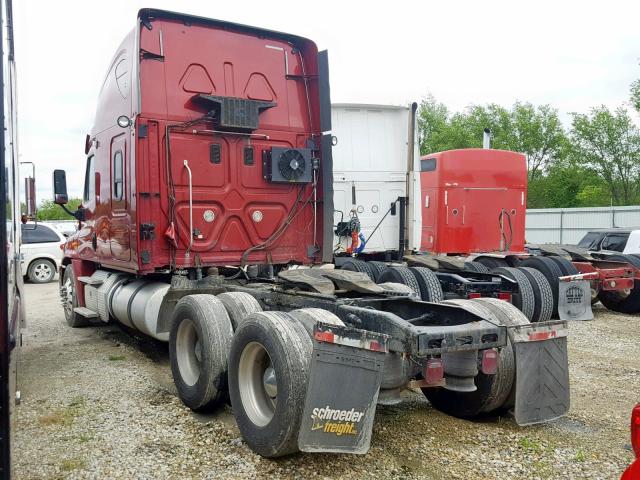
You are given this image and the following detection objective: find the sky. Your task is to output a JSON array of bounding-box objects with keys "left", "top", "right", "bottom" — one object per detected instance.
[{"left": 15, "top": 0, "right": 640, "bottom": 202}]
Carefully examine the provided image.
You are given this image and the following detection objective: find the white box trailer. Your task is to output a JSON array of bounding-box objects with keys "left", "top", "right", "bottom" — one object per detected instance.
[{"left": 331, "top": 103, "right": 421, "bottom": 255}]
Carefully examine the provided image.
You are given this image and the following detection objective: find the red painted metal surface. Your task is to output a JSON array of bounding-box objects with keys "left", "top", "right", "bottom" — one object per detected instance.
[
  {"left": 570, "top": 261, "right": 636, "bottom": 291},
  {"left": 64, "top": 11, "right": 324, "bottom": 275},
  {"left": 419, "top": 149, "right": 527, "bottom": 255}
]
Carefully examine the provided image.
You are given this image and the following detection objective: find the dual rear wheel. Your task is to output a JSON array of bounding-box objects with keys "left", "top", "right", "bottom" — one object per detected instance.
[{"left": 170, "top": 293, "right": 340, "bottom": 457}]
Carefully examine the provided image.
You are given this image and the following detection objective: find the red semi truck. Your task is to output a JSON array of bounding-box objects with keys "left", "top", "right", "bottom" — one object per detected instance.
[{"left": 54, "top": 9, "right": 571, "bottom": 457}]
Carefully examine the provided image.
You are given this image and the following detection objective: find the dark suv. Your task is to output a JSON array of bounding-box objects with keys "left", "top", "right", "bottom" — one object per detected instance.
[{"left": 577, "top": 228, "right": 634, "bottom": 253}]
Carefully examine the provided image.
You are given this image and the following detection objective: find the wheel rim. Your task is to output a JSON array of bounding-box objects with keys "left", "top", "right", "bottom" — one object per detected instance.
[
  {"left": 34, "top": 262, "right": 52, "bottom": 281},
  {"left": 62, "top": 276, "right": 74, "bottom": 317},
  {"left": 176, "top": 318, "right": 201, "bottom": 387},
  {"left": 238, "top": 341, "right": 277, "bottom": 427}
]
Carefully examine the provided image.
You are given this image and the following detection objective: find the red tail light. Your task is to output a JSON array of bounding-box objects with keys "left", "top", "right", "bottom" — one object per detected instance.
[
  {"left": 632, "top": 404, "right": 640, "bottom": 458},
  {"left": 468, "top": 292, "right": 482, "bottom": 299},
  {"left": 498, "top": 292, "right": 511, "bottom": 302},
  {"left": 481, "top": 348, "right": 499, "bottom": 375},
  {"left": 425, "top": 358, "right": 444, "bottom": 385}
]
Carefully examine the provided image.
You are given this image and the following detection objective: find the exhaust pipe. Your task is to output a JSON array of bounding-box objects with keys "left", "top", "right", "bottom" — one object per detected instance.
[{"left": 483, "top": 128, "right": 491, "bottom": 149}]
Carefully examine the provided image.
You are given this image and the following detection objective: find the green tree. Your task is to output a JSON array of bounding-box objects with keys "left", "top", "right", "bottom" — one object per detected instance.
[
  {"left": 35, "top": 198, "right": 82, "bottom": 220},
  {"left": 504, "top": 103, "right": 567, "bottom": 181},
  {"left": 417, "top": 94, "right": 451, "bottom": 154},
  {"left": 631, "top": 78, "right": 640, "bottom": 113},
  {"left": 570, "top": 106, "right": 640, "bottom": 205},
  {"left": 418, "top": 96, "right": 568, "bottom": 182}
]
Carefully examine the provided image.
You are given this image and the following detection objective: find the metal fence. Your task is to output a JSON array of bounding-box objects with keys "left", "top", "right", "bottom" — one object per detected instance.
[{"left": 525, "top": 206, "right": 640, "bottom": 244}]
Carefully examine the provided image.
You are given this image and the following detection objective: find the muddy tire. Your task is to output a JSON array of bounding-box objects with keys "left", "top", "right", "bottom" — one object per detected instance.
[
  {"left": 464, "top": 262, "right": 490, "bottom": 274},
  {"left": 516, "top": 267, "right": 554, "bottom": 323},
  {"left": 490, "top": 267, "right": 535, "bottom": 322},
  {"left": 409, "top": 267, "right": 444, "bottom": 302},
  {"left": 367, "top": 261, "right": 388, "bottom": 282},
  {"left": 216, "top": 292, "right": 263, "bottom": 330},
  {"left": 520, "top": 256, "right": 563, "bottom": 318},
  {"left": 598, "top": 254, "right": 640, "bottom": 314},
  {"left": 474, "top": 256, "right": 509, "bottom": 270},
  {"left": 377, "top": 266, "right": 421, "bottom": 297},
  {"left": 170, "top": 295, "right": 233, "bottom": 412},
  {"left": 471, "top": 298, "right": 530, "bottom": 410},
  {"left": 60, "top": 267, "right": 89, "bottom": 328},
  {"left": 422, "top": 299, "right": 515, "bottom": 417},
  {"left": 341, "top": 259, "right": 376, "bottom": 281},
  {"left": 228, "top": 311, "right": 312, "bottom": 457}
]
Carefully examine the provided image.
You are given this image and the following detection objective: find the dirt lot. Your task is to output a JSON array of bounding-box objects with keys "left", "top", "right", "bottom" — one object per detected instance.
[{"left": 14, "top": 281, "right": 638, "bottom": 479}]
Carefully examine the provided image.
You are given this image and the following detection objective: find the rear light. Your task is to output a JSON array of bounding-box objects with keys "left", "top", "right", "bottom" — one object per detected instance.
[
  {"left": 468, "top": 292, "right": 482, "bottom": 299},
  {"left": 425, "top": 358, "right": 444, "bottom": 385},
  {"left": 498, "top": 292, "right": 512, "bottom": 302},
  {"left": 528, "top": 330, "right": 558, "bottom": 341},
  {"left": 632, "top": 404, "right": 640, "bottom": 458},
  {"left": 313, "top": 326, "right": 388, "bottom": 353},
  {"left": 314, "top": 331, "right": 334, "bottom": 344},
  {"left": 481, "top": 348, "right": 498, "bottom": 375}
]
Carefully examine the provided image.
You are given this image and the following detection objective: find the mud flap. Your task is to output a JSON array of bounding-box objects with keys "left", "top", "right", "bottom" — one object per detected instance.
[
  {"left": 510, "top": 321, "right": 570, "bottom": 425},
  {"left": 558, "top": 279, "right": 593, "bottom": 321},
  {"left": 298, "top": 325, "right": 386, "bottom": 454}
]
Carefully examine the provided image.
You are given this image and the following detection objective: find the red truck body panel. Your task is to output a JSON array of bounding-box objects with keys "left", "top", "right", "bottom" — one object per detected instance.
[
  {"left": 65, "top": 10, "right": 325, "bottom": 274},
  {"left": 419, "top": 149, "right": 527, "bottom": 255}
]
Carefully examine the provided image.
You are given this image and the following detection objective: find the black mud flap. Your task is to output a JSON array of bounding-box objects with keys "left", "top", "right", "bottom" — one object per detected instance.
[
  {"left": 558, "top": 279, "right": 593, "bottom": 321},
  {"left": 510, "top": 321, "right": 570, "bottom": 425},
  {"left": 298, "top": 324, "right": 387, "bottom": 454}
]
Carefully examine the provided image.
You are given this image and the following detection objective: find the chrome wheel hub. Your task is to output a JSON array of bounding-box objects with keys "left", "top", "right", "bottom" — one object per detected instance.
[{"left": 238, "top": 342, "right": 277, "bottom": 427}]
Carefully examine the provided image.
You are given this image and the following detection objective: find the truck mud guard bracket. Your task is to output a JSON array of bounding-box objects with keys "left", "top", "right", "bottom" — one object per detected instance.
[
  {"left": 510, "top": 321, "right": 570, "bottom": 425},
  {"left": 298, "top": 324, "right": 386, "bottom": 454},
  {"left": 557, "top": 279, "right": 593, "bottom": 321}
]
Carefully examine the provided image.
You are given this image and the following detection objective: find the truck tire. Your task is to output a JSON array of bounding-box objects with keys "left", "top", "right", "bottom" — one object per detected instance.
[
  {"left": 288, "top": 308, "right": 345, "bottom": 337},
  {"left": 28, "top": 258, "right": 56, "bottom": 283},
  {"left": 515, "top": 267, "right": 553, "bottom": 323},
  {"left": 377, "top": 266, "right": 421, "bottom": 297},
  {"left": 378, "top": 282, "right": 418, "bottom": 297},
  {"left": 170, "top": 295, "right": 233, "bottom": 412},
  {"left": 519, "top": 256, "right": 563, "bottom": 318},
  {"left": 490, "top": 267, "right": 535, "bottom": 322},
  {"left": 474, "top": 256, "right": 509, "bottom": 269},
  {"left": 228, "top": 311, "right": 312, "bottom": 457},
  {"left": 216, "top": 292, "right": 263, "bottom": 330},
  {"left": 597, "top": 254, "right": 640, "bottom": 314},
  {"left": 367, "top": 261, "right": 388, "bottom": 282},
  {"left": 61, "top": 267, "right": 89, "bottom": 328},
  {"left": 409, "top": 267, "right": 444, "bottom": 302},
  {"left": 422, "top": 299, "right": 514, "bottom": 417},
  {"left": 471, "top": 298, "right": 530, "bottom": 410},
  {"left": 548, "top": 256, "right": 579, "bottom": 276},
  {"left": 464, "top": 262, "right": 490, "bottom": 274},
  {"left": 341, "top": 259, "right": 375, "bottom": 281}
]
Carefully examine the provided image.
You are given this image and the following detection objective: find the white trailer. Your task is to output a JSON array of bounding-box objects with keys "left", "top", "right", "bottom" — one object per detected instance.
[{"left": 331, "top": 103, "right": 421, "bottom": 255}]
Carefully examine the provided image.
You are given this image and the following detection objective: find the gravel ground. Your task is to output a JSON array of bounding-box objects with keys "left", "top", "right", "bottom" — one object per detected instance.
[{"left": 14, "top": 282, "right": 638, "bottom": 479}]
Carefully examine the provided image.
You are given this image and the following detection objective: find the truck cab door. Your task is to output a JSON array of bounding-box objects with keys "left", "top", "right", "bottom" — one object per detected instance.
[
  {"left": 77, "top": 155, "right": 100, "bottom": 260},
  {"left": 109, "top": 135, "right": 131, "bottom": 261}
]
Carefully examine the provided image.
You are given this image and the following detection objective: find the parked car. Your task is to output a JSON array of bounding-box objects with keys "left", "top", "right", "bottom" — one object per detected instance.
[
  {"left": 621, "top": 403, "right": 640, "bottom": 479},
  {"left": 20, "top": 222, "right": 65, "bottom": 283},
  {"left": 576, "top": 228, "right": 640, "bottom": 254}
]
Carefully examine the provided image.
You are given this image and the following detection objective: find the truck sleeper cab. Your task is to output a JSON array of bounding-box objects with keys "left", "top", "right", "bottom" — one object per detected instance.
[{"left": 55, "top": 10, "right": 571, "bottom": 457}]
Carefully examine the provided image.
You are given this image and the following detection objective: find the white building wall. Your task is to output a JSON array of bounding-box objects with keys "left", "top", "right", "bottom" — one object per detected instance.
[{"left": 525, "top": 206, "right": 640, "bottom": 244}]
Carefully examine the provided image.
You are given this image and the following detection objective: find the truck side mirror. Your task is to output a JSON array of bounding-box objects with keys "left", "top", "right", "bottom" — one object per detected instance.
[{"left": 53, "top": 169, "right": 69, "bottom": 205}]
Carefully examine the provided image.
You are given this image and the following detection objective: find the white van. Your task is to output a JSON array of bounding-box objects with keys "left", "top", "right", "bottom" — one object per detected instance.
[{"left": 20, "top": 223, "right": 65, "bottom": 283}]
